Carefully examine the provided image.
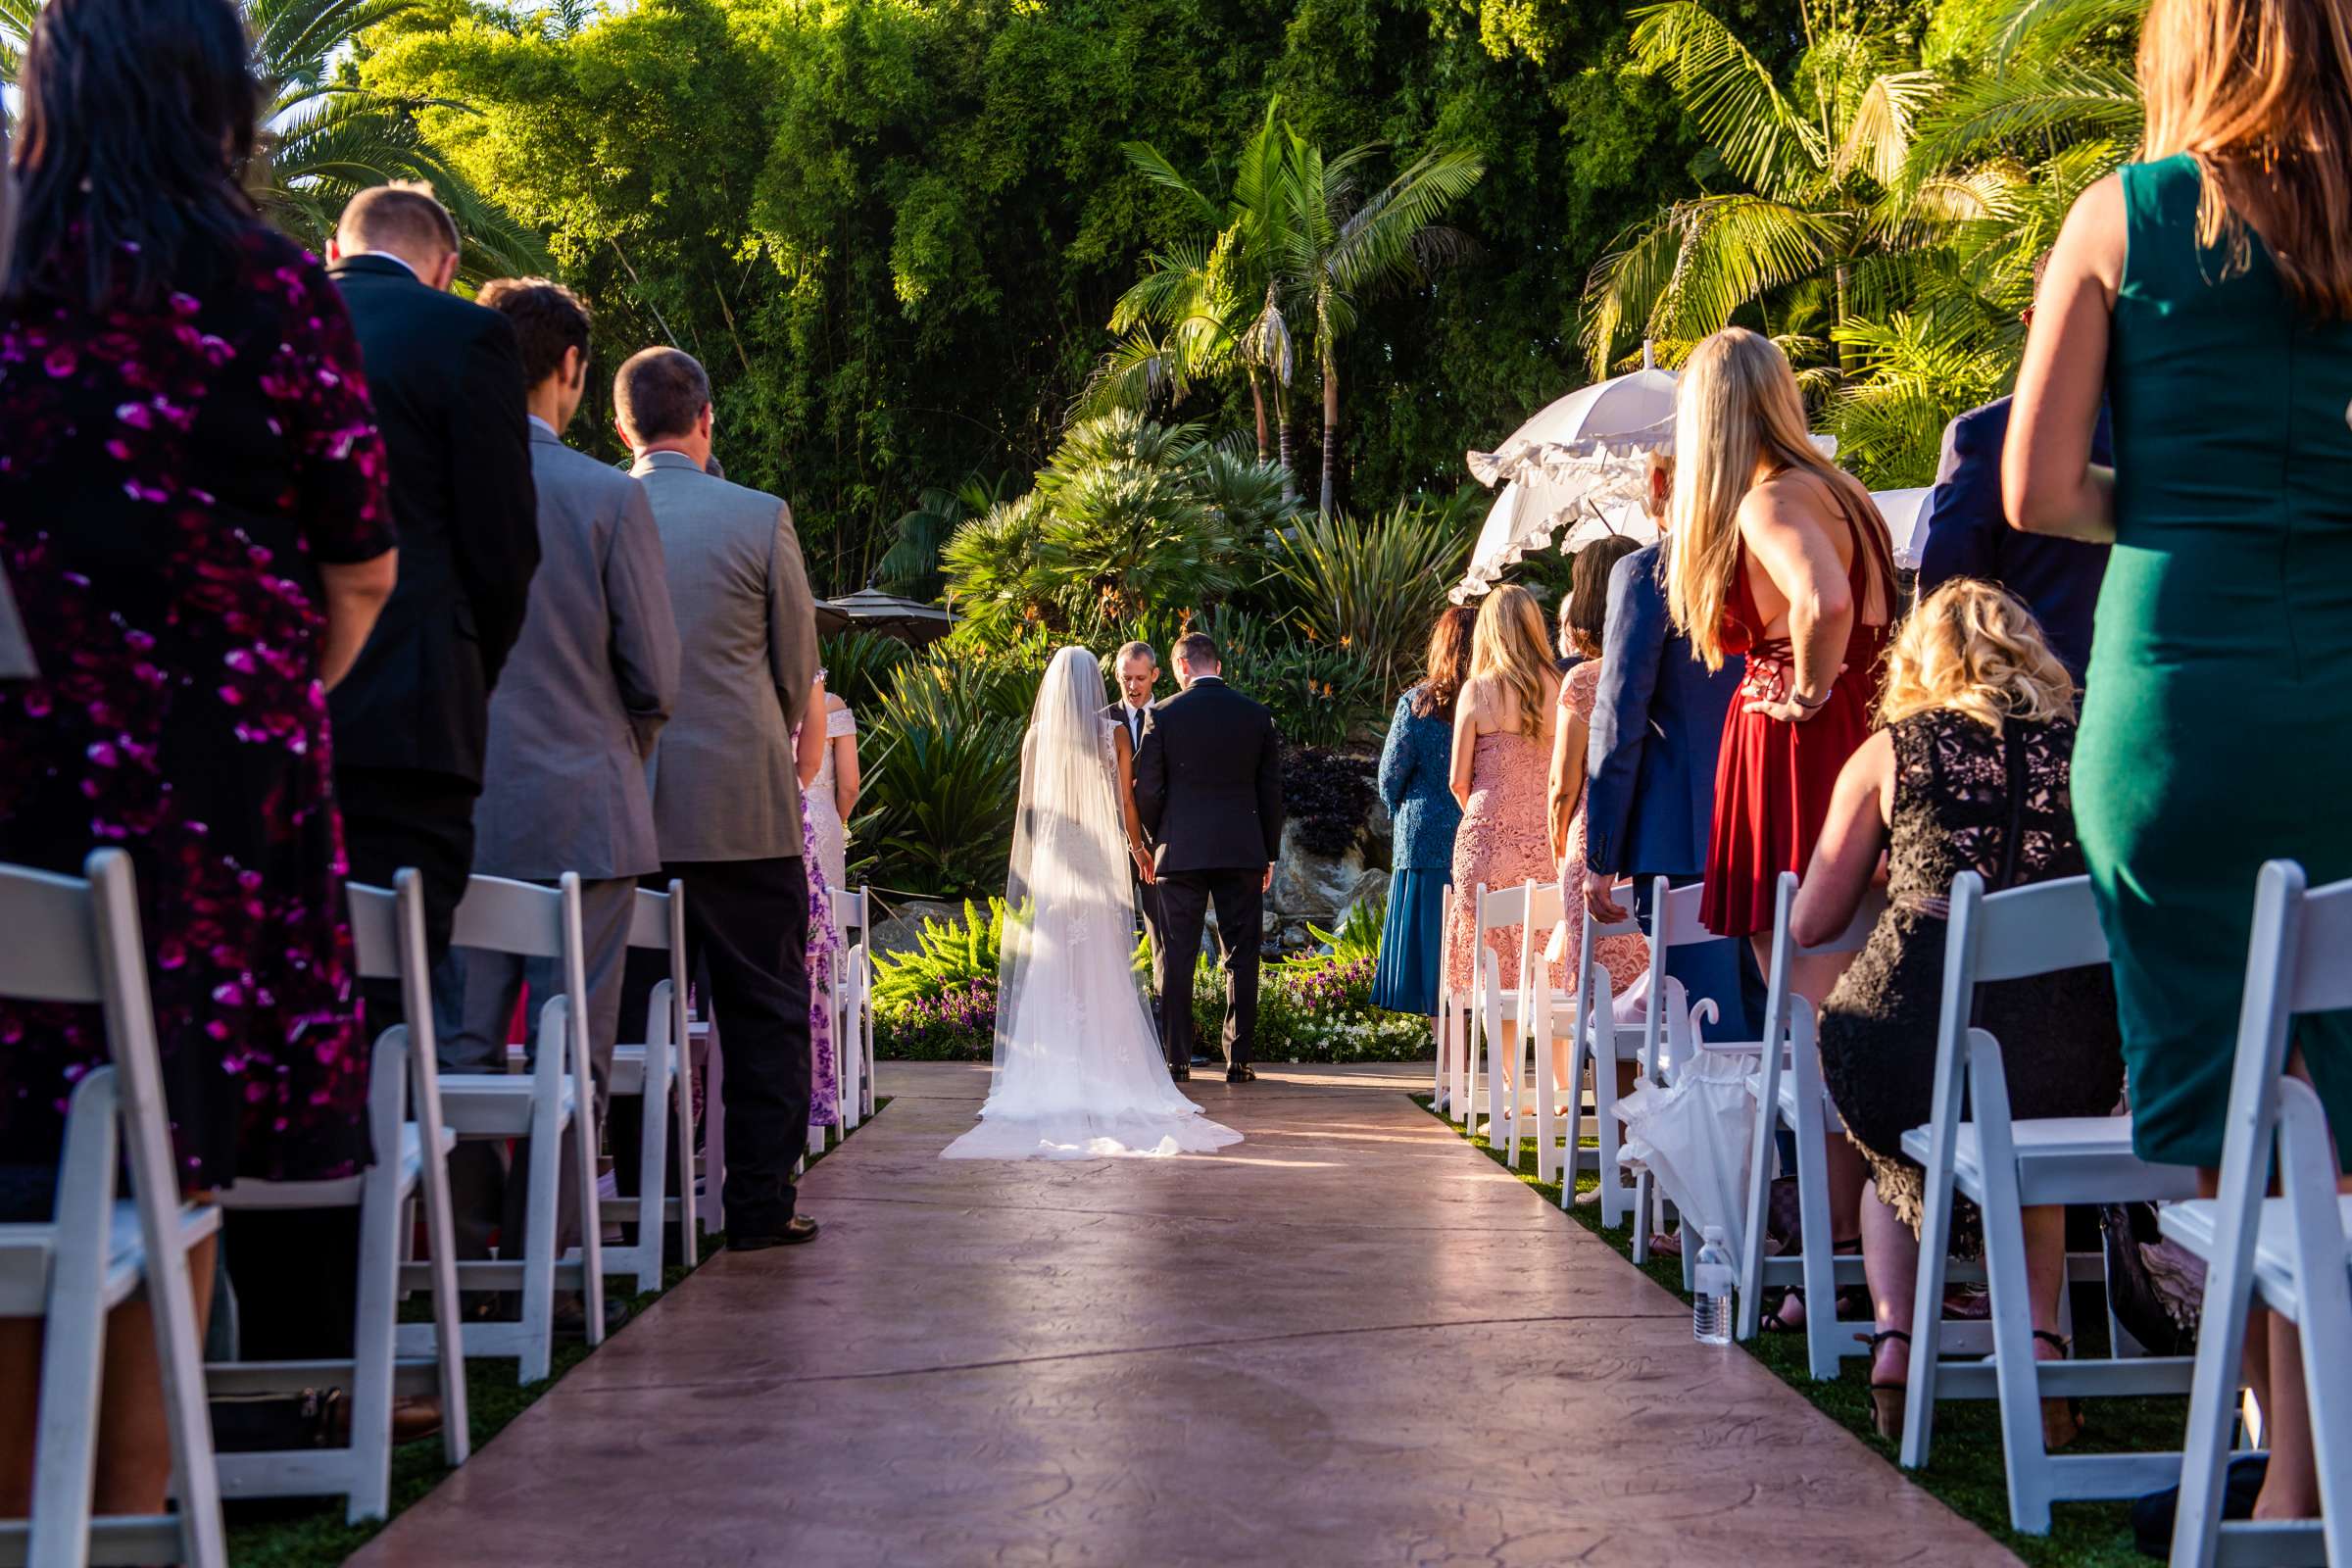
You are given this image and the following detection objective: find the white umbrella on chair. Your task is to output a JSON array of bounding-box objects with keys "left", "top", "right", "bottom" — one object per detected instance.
[{"left": 1615, "top": 1038, "right": 1758, "bottom": 1262}]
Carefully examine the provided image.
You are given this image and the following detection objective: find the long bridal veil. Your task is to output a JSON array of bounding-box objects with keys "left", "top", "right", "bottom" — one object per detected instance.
[{"left": 941, "top": 646, "right": 1242, "bottom": 1160}]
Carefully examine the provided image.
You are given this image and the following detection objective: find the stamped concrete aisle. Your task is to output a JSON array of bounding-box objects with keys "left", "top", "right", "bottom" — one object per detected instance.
[{"left": 348, "top": 1061, "right": 2018, "bottom": 1568}]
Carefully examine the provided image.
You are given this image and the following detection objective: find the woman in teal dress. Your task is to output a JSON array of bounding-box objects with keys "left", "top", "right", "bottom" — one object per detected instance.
[
  {"left": 1373, "top": 607, "right": 1474, "bottom": 1027},
  {"left": 2008, "top": 0, "right": 2352, "bottom": 1526}
]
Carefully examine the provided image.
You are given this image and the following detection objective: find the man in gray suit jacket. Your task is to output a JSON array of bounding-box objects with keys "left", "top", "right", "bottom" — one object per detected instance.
[
  {"left": 440, "top": 281, "right": 681, "bottom": 1287},
  {"left": 616, "top": 346, "right": 824, "bottom": 1250}
]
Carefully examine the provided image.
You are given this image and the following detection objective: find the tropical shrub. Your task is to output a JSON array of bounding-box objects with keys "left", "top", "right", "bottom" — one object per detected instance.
[
  {"left": 1308, "top": 890, "right": 1387, "bottom": 962},
  {"left": 877, "top": 978, "right": 1000, "bottom": 1060},
  {"left": 1181, "top": 608, "right": 1386, "bottom": 751},
  {"left": 819, "top": 630, "right": 912, "bottom": 711},
  {"left": 851, "top": 663, "right": 1025, "bottom": 897},
  {"left": 871, "top": 898, "right": 1008, "bottom": 1008},
  {"left": 942, "top": 412, "right": 1301, "bottom": 643},
  {"left": 1265, "top": 495, "right": 1479, "bottom": 697}
]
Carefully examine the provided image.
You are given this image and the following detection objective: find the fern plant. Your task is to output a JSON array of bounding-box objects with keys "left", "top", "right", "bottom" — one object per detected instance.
[
  {"left": 871, "top": 898, "right": 1008, "bottom": 1008},
  {"left": 1307, "top": 890, "right": 1387, "bottom": 963}
]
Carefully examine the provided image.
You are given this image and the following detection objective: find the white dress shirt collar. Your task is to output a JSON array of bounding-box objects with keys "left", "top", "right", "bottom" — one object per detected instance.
[{"left": 342, "top": 249, "right": 419, "bottom": 280}]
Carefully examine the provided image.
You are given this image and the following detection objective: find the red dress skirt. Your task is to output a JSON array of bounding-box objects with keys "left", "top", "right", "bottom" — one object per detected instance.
[{"left": 1700, "top": 509, "right": 1895, "bottom": 939}]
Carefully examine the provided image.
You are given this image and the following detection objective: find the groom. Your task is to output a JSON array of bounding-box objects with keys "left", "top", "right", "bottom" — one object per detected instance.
[{"left": 1133, "top": 631, "right": 1284, "bottom": 1083}]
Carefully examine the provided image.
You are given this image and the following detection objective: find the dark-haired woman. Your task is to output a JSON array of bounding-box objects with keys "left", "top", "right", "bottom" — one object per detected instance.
[
  {"left": 0, "top": 0, "right": 396, "bottom": 1517},
  {"left": 1373, "top": 607, "right": 1475, "bottom": 1066}
]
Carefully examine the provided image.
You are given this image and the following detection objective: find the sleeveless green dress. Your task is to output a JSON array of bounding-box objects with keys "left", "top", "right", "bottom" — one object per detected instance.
[{"left": 2076, "top": 154, "right": 2352, "bottom": 1168}]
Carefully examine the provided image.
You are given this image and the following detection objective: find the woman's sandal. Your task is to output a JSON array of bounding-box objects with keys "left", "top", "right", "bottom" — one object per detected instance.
[
  {"left": 2033, "top": 1329, "right": 2083, "bottom": 1450},
  {"left": 1862, "top": 1328, "right": 1911, "bottom": 1441},
  {"left": 1761, "top": 1240, "right": 1866, "bottom": 1333}
]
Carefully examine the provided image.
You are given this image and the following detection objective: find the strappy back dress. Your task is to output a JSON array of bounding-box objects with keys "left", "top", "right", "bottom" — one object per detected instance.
[{"left": 1700, "top": 481, "right": 1896, "bottom": 939}]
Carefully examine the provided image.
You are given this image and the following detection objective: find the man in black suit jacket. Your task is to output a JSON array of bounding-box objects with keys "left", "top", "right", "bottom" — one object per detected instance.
[
  {"left": 1102, "top": 640, "right": 1169, "bottom": 1036},
  {"left": 1917, "top": 256, "right": 2112, "bottom": 684},
  {"left": 232, "top": 183, "right": 539, "bottom": 1414},
  {"left": 324, "top": 183, "right": 540, "bottom": 983},
  {"left": 1133, "top": 631, "right": 1284, "bottom": 1082}
]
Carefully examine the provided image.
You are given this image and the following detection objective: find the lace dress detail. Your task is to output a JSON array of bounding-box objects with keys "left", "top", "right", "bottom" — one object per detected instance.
[
  {"left": 806, "top": 702, "right": 857, "bottom": 897},
  {"left": 1548, "top": 662, "right": 1650, "bottom": 993},
  {"left": 1445, "top": 728, "right": 1561, "bottom": 997},
  {"left": 1817, "top": 710, "right": 2124, "bottom": 1232}
]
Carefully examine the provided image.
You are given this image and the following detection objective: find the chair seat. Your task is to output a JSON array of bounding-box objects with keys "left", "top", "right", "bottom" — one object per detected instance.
[
  {"left": 0, "top": 1200, "right": 221, "bottom": 1315},
  {"left": 214, "top": 1123, "right": 455, "bottom": 1211},
  {"left": 610, "top": 1042, "right": 660, "bottom": 1098},
  {"left": 1900, "top": 1115, "right": 2199, "bottom": 1207},
  {"left": 440, "top": 1073, "right": 576, "bottom": 1139},
  {"left": 2159, "top": 1194, "right": 2352, "bottom": 1321},
  {"left": 1746, "top": 1065, "right": 1847, "bottom": 1135}
]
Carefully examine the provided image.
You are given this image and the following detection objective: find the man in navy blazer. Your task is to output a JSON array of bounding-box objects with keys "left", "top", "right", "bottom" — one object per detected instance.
[
  {"left": 1582, "top": 538, "right": 1761, "bottom": 1036},
  {"left": 1917, "top": 395, "right": 2112, "bottom": 681}
]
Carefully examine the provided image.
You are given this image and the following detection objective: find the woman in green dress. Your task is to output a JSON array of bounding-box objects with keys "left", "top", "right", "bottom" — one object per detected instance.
[{"left": 2007, "top": 0, "right": 2352, "bottom": 1526}]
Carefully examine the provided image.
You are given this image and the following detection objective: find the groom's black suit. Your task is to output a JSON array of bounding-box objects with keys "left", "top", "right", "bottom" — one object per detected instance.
[
  {"left": 1102, "top": 701, "right": 1168, "bottom": 1031},
  {"left": 1132, "top": 676, "right": 1284, "bottom": 1070}
]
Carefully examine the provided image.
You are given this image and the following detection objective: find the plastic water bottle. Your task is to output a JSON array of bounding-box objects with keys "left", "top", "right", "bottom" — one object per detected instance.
[{"left": 1692, "top": 1226, "right": 1734, "bottom": 1346}]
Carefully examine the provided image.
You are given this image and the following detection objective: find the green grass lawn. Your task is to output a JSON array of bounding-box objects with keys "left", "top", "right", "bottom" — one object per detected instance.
[
  {"left": 1417, "top": 1096, "right": 2174, "bottom": 1568},
  {"left": 224, "top": 1102, "right": 887, "bottom": 1568}
]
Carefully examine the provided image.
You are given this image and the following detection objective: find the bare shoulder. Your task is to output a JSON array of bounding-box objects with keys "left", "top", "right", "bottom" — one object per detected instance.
[{"left": 2053, "top": 172, "right": 2128, "bottom": 294}]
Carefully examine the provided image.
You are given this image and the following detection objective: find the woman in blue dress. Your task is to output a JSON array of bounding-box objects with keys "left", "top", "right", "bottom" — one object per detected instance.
[{"left": 1373, "top": 607, "right": 1477, "bottom": 1051}]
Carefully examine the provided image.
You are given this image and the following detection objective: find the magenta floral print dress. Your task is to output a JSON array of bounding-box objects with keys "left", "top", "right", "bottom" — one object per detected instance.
[{"left": 0, "top": 225, "right": 395, "bottom": 1199}]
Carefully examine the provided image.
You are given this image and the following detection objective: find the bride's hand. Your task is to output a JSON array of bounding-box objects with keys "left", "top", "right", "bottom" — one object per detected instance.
[{"left": 1132, "top": 845, "right": 1156, "bottom": 884}]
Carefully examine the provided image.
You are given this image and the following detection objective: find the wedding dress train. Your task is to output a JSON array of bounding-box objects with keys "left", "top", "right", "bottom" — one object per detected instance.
[{"left": 941, "top": 646, "right": 1242, "bottom": 1160}]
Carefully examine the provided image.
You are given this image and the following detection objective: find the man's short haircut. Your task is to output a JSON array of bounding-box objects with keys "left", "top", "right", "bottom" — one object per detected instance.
[
  {"left": 1173, "top": 631, "right": 1219, "bottom": 669},
  {"left": 613, "top": 347, "right": 711, "bottom": 444},
  {"left": 337, "top": 181, "right": 460, "bottom": 263},
  {"left": 1116, "top": 640, "right": 1157, "bottom": 668},
  {"left": 476, "top": 277, "right": 590, "bottom": 390}
]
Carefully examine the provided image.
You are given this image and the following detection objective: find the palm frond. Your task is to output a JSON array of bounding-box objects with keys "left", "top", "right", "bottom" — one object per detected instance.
[
  {"left": 1121, "top": 141, "right": 1224, "bottom": 229},
  {"left": 1631, "top": 1, "right": 1825, "bottom": 194}
]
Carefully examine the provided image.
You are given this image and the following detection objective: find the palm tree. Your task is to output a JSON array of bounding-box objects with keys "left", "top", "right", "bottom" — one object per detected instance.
[
  {"left": 1094, "top": 103, "right": 1299, "bottom": 476},
  {"left": 1578, "top": 0, "right": 1935, "bottom": 377},
  {"left": 0, "top": 0, "right": 545, "bottom": 282},
  {"left": 1273, "top": 128, "right": 1483, "bottom": 514},
  {"left": 878, "top": 471, "right": 1012, "bottom": 602}
]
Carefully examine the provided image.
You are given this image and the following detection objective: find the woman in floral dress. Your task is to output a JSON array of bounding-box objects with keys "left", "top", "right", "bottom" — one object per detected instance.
[{"left": 0, "top": 0, "right": 396, "bottom": 1517}]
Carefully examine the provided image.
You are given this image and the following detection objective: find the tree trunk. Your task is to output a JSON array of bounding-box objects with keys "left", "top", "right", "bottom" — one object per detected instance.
[
  {"left": 1275, "top": 394, "right": 1296, "bottom": 503},
  {"left": 1318, "top": 354, "right": 1340, "bottom": 516},
  {"left": 1248, "top": 368, "right": 1270, "bottom": 461}
]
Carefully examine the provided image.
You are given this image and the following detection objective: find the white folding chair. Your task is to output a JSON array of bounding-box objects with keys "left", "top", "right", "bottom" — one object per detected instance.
[
  {"left": 206, "top": 872, "right": 470, "bottom": 1520},
  {"left": 396, "top": 873, "right": 603, "bottom": 1385},
  {"left": 601, "top": 882, "right": 693, "bottom": 1294},
  {"left": 1732, "top": 871, "right": 1880, "bottom": 1379},
  {"left": 1534, "top": 889, "right": 1648, "bottom": 1215},
  {"left": 2160, "top": 860, "right": 2352, "bottom": 1568},
  {"left": 1898, "top": 871, "right": 2198, "bottom": 1533},
  {"left": 835, "top": 886, "right": 874, "bottom": 1130},
  {"left": 1474, "top": 881, "right": 1541, "bottom": 1156},
  {"left": 0, "top": 851, "right": 225, "bottom": 1568}
]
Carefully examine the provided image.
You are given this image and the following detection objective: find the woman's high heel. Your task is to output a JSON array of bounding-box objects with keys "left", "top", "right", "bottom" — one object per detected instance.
[{"left": 1862, "top": 1328, "right": 1911, "bottom": 1442}]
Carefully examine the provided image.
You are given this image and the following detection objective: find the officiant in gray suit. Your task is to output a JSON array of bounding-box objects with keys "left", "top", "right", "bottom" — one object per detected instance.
[
  {"left": 618, "top": 345, "right": 825, "bottom": 1252},
  {"left": 442, "top": 279, "right": 680, "bottom": 1287}
]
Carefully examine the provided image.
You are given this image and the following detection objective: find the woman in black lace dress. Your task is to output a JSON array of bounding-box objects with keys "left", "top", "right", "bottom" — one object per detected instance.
[{"left": 1790, "top": 580, "right": 2122, "bottom": 1443}]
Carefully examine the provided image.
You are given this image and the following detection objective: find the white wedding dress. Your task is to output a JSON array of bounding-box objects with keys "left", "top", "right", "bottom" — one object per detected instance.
[{"left": 941, "top": 647, "right": 1243, "bottom": 1161}]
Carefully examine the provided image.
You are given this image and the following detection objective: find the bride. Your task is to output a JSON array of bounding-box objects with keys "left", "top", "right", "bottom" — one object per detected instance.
[{"left": 941, "top": 647, "right": 1243, "bottom": 1160}]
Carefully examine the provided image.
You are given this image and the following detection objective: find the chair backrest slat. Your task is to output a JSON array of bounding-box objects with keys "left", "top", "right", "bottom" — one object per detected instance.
[
  {"left": 1478, "top": 882, "right": 1530, "bottom": 930},
  {"left": 2285, "top": 873, "right": 2352, "bottom": 1015},
  {"left": 1651, "top": 880, "right": 1714, "bottom": 951},
  {"left": 448, "top": 874, "right": 565, "bottom": 959},
  {"left": 627, "top": 887, "right": 670, "bottom": 952},
  {"left": 1970, "top": 875, "right": 2106, "bottom": 983},
  {"left": 1526, "top": 880, "right": 1563, "bottom": 932},
  {"left": 345, "top": 883, "right": 399, "bottom": 981},
  {"left": 0, "top": 862, "right": 104, "bottom": 1004}
]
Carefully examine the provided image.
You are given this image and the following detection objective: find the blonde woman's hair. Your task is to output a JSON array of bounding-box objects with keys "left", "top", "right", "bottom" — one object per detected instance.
[
  {"left": 1469, "top": 584, "right": 1554, "bottom": 740},
  {"left": 1664, "top": 327, "right": 1885, "bottom": 670},
  {"left": 1879, "top": 580, "right": 2078, "bottom": 737},
  {"left": 2139, "top": 0, "right": 2352, "bottom": 320}
]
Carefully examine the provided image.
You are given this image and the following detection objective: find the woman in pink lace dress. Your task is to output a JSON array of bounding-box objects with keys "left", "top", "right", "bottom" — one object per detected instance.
[
  {"left": 1445, "top": 586, "right": 1563, "bottom": 1017},
  {"left": 1548, "top": 539, "right": 1652, "bottom": 1008}
]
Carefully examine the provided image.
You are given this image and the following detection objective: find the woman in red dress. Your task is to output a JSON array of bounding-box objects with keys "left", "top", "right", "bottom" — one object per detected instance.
[
  {"left": 1665, "top": 329, "right": 1895, "bottom": 1328},
  {"left": 1666, "top": 327, "right": 1896, "bottom": 993}
]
